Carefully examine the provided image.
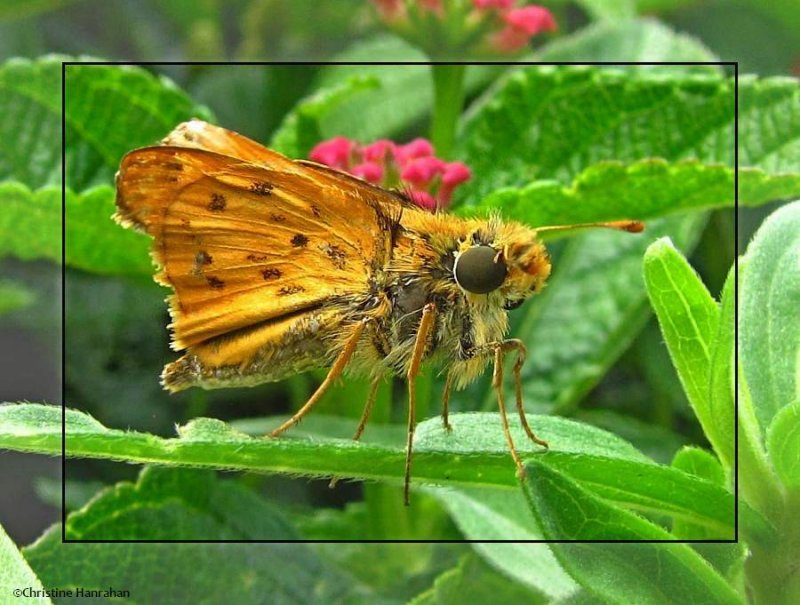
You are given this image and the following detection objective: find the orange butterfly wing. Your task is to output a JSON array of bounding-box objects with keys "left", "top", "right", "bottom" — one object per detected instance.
[{"left": 115, "top": 122, "right": 401, "bottom": 390}]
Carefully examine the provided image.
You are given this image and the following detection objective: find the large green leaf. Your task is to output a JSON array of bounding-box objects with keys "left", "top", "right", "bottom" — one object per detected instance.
[
  {"left": 740, "top": 200, "right": 800, "bottom": 436},
  {"left": 0, "top": 523, "right": 49, "bottom": 605},
  {"left": 523, "top": 460, "right": 745, "bottom": 604},
  {"left": 473, "top": 160, "right": 800, "bottom": 227},
  {"left": 270, "top": 35, "right": 498, "bottom": 157},
  {"left": 24, "top": 524, "right": 379, "bottom": 605},
  {"left": 0, "top": 57, "right": 213, "bottom": 193},
  {"left": 0, "top": 56, "right": 62, "bottom": 189},
  {"left": 64, "top": 466, "right": 298, "bottom": 540},
  {"left": 429, "top": 487, "right": 577, "bottom": 600},
  {"left": 2, "top": 403, "right": 770, "bottom": 541},
  {"left": 539, "top": 19, "right": 718, "bottom": 66},
  {"left": 64, "top": 61, "right": 213, "bottom": 192},
  {"left": 643, "top": 238, "right": 730, "bottom": 468}
]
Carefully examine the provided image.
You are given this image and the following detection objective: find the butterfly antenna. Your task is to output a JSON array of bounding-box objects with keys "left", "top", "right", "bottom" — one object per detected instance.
[{"left": 535, "top": 219, "right": 644, "bottom": 234}]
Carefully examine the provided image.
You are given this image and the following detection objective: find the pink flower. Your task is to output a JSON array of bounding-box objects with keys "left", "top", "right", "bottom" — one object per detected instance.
[
  {"left": 307, "top": 135, "right": 471, "bottom": 211},
  {"left": 492, "top": 5, "right": 556, "bottom": 51},
  {"left": 371, "top": 1, "right": 557, "bottom": 57},
  {"left": 395, "top": 138, "right": 435, "bottom": 164},
  {"left": 309, "top": 136, "right": 353, "bottom": 170},
  {"left": 361, "top": 139, "right": 395, "bottom": 163},
  {"left": 504, "top": 5, "right": 557, "bottom": 35},
  {"left": 439, "top": 162, "right": 472, "bottom": 204},
  {"left": 401, "top": 157, "right": 447, "bottom": 187},
  {"left": 350, "top": 162, "right": 384, "bottom": 183}
]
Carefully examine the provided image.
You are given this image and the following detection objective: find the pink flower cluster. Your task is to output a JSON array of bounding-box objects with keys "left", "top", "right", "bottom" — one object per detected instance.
[
  {"left": 309, "top": 136, "right": 471, "bottom": 211},
  {"left": 370, "top": 1, "right": 556, "bottom": 54},
  {"left": 480, "top": 3, "right": 557, "bottom": 52}
]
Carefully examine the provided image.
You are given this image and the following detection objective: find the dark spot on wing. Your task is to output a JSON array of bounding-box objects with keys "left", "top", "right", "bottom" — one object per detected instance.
[
  {"left": 278, "top": 285, "right": 304, "bottom": 295},
  {"left": 261, "top": 268, "right": 281, "bottom": 280},
  {"left": 250, "top": 181, "right": 273, "bottom": 196},
  {"left": 209, "top": 192, "right": 226, "bottom": 212},
  {"left": 247, "top": 253, "right": 268, "bottom": 262},
  {"left": 291, "top": 234, "right": 309, "bottom": 247},
  {"left": 311, "top": 205, "right": 321, "bottom": 217},
  {"left": 270, "top": 213, "right": 286, "bottom": 223},
  {"left": 206, "top": 276, "right": 225, "bottom": 289},
  {"left": 192, "top": 251, "right": 213, "bottom": 277},
  {"left": 165, "top": 162, "right": 183, "bottom": 171}
]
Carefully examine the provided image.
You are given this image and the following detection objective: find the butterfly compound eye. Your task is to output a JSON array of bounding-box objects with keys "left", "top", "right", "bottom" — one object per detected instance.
[{"left": 454, "top": 245, "right": 507, "bottom": 294}]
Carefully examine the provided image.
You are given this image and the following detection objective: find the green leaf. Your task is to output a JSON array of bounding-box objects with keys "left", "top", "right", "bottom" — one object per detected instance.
[
  {"left": 65, "top": 185, "right": 152, "bottom": 275},
  {"left": 523, "top": 460, "right": 746, "bottom": 604},
  {"left": 0, "top": 183, "right": 60, "bottom": 263},
  {"left": 429, "top": 487, "right": 578, "bottom": 600},
  {"left": 271, "top": 35, "right": 499, "bottom": 157},
  {"left": 766, "top": 401, "right": 800, "bottom": 489},
  {"left": 739, "top": 77, "right": 800, "bottom": 171},
  {"left": 4, "top": 403, "right": 764, "bottom": 541},
  {"left": 541, "top": 452, "right": 737, "bottom": 539},
  {"left": 740, "top": 200, "right": 800, "bottom": 435},
  {"left": 0, "top": 279, "right": 34, "bottom": 315},
  {"left": 0, "top": 523, "right": 50, "bottom": 605},
  {"left": 473, "top": 160, "right": 800, "bottom": 227},
  {"left": 523, "top": 459, "right": 671, "bottom": 540},
  {"left": 540, "top": 18, "right": 718, "bottom": 67},
  {"left": 460, "top": 69, "right": 797, "bottom": 207},
  {"left": 24, "top": 527, "right": 371, "bottom": 605},
  {"left": 0, "top": 56, "right": 62, "bottom": 189},
  {"left": 1, "top": 403, "right": 643, "bottom": 491},
  {"left": 64, "top": 61, "right": 213, "bottom": 192},
  {"left": 643, "top": 237, "right": 733, "bottom": 469},
  {"left": 738, "top": 361, "right": 784, "bottom": 520},
  {"left": 0, "top": 182, "right": 153, "bottom": 275},
  {"left": 671, "top": 446, "right": 725, "bottom": 539},
  {"left": 409, "top": 554, "right": 546, "bottom": 605},
  {"left": 269, "top": 74, "right": 382, "bottom": 157},
  {"left": 708, "top": 263, "right": 735, "bottom": 477},
  {"left": 64, "top": 466, "right": 298, "bottom": 540},
  {"left": 562, "top": 1, "right": 636, "bottom": 22}
]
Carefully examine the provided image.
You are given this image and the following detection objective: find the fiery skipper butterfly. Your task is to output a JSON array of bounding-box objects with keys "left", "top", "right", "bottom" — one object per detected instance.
[{"left": 115, "top": 120, "right": 643, "bottom": 504}]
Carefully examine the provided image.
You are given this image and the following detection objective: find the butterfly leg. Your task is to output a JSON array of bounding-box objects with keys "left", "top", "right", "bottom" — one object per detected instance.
[
  {"left": 352, "top": 373, "right": 383, "bottom": 442},
  {"left": 440, "top": 370, "right": 455, "bottom": 432},
  {"left": 490, "top": 340, "right": 548, "bottom": 480},
  {"left": 328, "top": 374, "right": 382, "bottom": 489},
  {"left": 404, "top": 302, "right": 437, "bottom": 506},
  {"left": 504, "top": 339, "right": 549, "bottom": 449},
  {"left": 268, "top": 318, "right": 369, "bottom": 438}
]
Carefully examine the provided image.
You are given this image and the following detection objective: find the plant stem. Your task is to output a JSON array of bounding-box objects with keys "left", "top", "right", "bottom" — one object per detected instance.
[
  {"left": 747, "top": 490, "right": 800, "bottom": 605},
  {"left": 430, "top": 65, "right": 466, "bottom": 159}
]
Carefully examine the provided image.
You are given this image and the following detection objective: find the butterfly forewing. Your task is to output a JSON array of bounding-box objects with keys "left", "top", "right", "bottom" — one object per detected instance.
[{"left": 115, "top": 143, "right": 394, "bottom": 380}]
